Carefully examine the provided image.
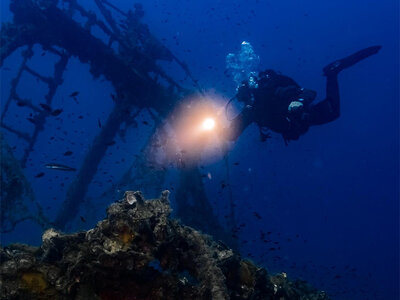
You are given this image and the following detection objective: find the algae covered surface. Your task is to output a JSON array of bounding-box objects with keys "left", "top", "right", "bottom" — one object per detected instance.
[{"left": 1, "top": 191, "right": 330, "bottom": 300}]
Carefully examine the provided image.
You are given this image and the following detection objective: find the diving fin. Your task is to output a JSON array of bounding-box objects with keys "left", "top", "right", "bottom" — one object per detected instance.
[{"left": 323, "top": 45, "right": 382, "bottom": 76}]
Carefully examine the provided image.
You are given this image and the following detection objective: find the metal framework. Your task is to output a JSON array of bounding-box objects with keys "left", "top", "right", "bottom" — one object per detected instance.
[
  {"left": 0, "top": 0, "right": 235, "bottom": 245},
  {"left": 1, "top": 45, "right": 69, "bottom": 168}
]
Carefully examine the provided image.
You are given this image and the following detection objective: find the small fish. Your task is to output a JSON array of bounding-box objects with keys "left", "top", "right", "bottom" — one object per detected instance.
[
  {"left": 97, "top": 119, "right": 102, "bottom": 128},
  {"left": 233, "top": 162, "right": 240, "bottom": 165},
  {"left": 63, "top": 151, "right": 73, "bottom": 156},
  {"left": 142, "top": 121, "right": 149, "bottom": 125},
  {"left": 27, "top": 117, "right": 37, "bottom": 124},
  {"left": 80, "top": 216, "right": 86, "bottom": 223},
  {"left": 16, "top": 101, "right": 26, "bottom": 107},
  {"left": 69, "top": 91, "right": 79, "bottom": 97},
  {"left": 45, "top": 163, "right": 76, "bottom": 171},
  {"left": 40, "top": 103, "right": 52, "bottom": 112},
  {"left": 35, "top": 172, "right": 45, "bottom": 178},
  {"left": 51, "top": 109, "right": 63, "bottom": 116},
  {"left": 253, "top": 212, "right": 262, "bottom": 220}
]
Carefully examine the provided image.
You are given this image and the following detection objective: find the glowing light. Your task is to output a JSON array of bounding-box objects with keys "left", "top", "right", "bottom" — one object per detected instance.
[
  {"left": 164, "top": 93, "right": 232, "bottom": 165},
  {"left": 202, "top": 118, "right": 215, "bottom": 131}
]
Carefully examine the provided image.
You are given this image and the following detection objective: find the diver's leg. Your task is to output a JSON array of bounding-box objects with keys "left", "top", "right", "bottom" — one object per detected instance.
[
  {"left": 310, "top": 46, "right": 381, "bottom": 125},
  {"left": 309, "top": 74, "right": 340, "bottom": 125},
  {"left": 323, "top": 45, "right": 381, "bottom": 76}
]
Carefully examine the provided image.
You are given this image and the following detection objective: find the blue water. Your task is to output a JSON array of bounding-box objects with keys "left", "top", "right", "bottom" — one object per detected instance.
[{"left": 1, "top": 0, "right": 399, "bottom": 299}]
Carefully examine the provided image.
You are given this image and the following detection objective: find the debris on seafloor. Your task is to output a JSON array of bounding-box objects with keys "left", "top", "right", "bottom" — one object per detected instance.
[{"left": 0, "top": 191, "right": 330, "bottom": 300}]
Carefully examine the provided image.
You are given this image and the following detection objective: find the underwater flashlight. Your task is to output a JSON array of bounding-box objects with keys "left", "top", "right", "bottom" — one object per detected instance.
[{"left": 201, "top": 117, "right": 215, "bottom": 131}]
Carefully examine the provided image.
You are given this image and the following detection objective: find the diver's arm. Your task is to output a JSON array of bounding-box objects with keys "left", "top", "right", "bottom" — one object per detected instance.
[{"left": 226, "top": 105, "right": 254, "bottom": 141}]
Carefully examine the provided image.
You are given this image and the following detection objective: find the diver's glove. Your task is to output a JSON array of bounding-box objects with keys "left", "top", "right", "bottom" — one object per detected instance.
[{"left": 288, "top": 101, "right": 304, "bottom": 113}]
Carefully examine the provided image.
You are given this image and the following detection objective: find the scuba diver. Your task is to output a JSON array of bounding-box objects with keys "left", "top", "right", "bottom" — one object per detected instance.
[{"left": 226, "top": 45, "right": 382, "bottom": 144}]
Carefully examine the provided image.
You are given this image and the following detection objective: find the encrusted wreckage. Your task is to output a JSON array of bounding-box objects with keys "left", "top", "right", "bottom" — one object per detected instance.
[{"left": 0, "top": 191, "right": 330, "bottom": 300}]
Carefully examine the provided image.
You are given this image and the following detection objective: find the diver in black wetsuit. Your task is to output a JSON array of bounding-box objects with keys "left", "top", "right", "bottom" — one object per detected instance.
[{"left": 227, "top": 46, "right": 382, "bottom": 144}]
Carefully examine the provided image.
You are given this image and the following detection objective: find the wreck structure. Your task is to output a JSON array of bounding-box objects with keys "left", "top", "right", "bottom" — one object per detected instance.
[
  {"left": 0, "top": 191, "right": 330, "bottom": 299},
  {"left": 0, "top": 0, "right": 231, "bottom": 242}
]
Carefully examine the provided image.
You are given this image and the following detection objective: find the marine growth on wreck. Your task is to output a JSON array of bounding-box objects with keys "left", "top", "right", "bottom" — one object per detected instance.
[
  {"left": 1, "top": 0, "right": 398, "bottom": 299},
  {"left": 0, "top": 191, "right": 330, "bottom": 299}
]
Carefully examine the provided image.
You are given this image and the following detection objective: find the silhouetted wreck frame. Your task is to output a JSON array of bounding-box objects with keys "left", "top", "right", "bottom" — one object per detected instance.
[{"left": 0, "top": 0, "right": 232, "bottom": 243}]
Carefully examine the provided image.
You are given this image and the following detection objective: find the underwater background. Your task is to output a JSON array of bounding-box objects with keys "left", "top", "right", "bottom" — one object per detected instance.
[{"left": 1, "top": 0, "right": 399, "bottom": 299}]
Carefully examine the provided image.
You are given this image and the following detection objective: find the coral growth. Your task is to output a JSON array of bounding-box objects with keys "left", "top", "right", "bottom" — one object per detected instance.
[
  {"left": 0, "top": 191, "right": 330, "bottom": 299},
  {"left": 21, "top": 272, "right": 47, "bottom": 293}
]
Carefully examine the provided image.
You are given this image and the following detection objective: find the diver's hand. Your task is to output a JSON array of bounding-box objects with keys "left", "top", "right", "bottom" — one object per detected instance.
[{"left": 288, "top": 101, "right": 304, "bottom": 113}]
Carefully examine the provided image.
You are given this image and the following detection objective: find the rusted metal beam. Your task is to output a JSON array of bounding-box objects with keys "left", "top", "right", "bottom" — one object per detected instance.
[
  {"left": 1, "top": 46, "right": 33, "bottom": 121},
  {"left": 54, "top": 103, "right": 130, "bottom": 228},
  {"left": 0, "top": 123, "right": 31, "bottom": 141},
  {"left": 21, "top": 53, "right": 69, "bottom": 167}
]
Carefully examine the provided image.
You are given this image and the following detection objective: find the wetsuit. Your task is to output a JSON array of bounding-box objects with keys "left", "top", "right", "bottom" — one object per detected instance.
[{"left": 228, "top": 46, "right": 381, "bottom": 143}]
